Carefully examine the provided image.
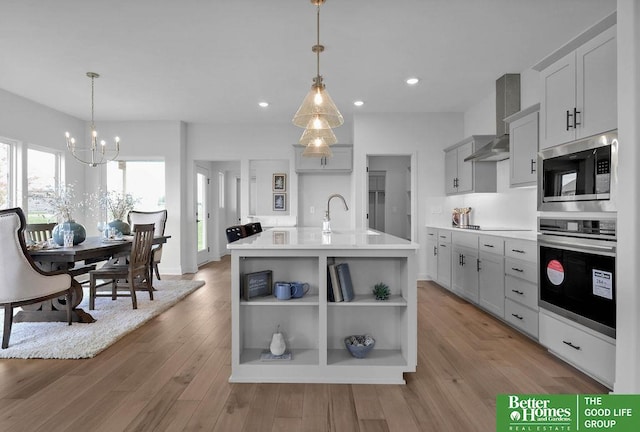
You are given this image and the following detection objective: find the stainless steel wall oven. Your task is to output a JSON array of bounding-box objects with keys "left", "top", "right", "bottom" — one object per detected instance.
[
  {"left": 538, "top": 130, "right": 617, "bottom": 212},
  {"left": 538, "top": 217, "right": 616, "bottom": 338}
]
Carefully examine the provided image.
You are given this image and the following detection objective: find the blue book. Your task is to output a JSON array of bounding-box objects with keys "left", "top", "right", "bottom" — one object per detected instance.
[{"left": 336, "top": 263, "right": 354, "bottom": 302}]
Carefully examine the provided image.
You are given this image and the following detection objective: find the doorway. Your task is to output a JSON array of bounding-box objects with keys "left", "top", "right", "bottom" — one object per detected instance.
[
  {"left": 367, "top": 155, "right": 412, "bottom": 240},
  {"left": 196, "top": 167, "right": 209, "bottom": 265}
]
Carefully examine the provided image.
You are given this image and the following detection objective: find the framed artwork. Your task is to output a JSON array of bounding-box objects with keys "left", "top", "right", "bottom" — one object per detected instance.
[
  {"left": 273, "top": 193, "right": 286, "bottom": 211},
  {"left": 273, "top": 173, "right": 286, "bottom": 192},
  {"left": 242, "top": 270, "right": 273, "bottom": 300}
]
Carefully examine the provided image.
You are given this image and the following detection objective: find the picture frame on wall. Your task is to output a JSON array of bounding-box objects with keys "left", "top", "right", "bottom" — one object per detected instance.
[
  {"left": 273, "top": 193, "right": 286, "bottom": 211},
  {"left": 273, "top": 173, "right": 286, "bottom": 192}
]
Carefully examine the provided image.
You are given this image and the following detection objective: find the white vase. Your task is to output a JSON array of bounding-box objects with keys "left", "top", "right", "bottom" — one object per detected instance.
[{"left": 269, "top": 332, "right": 286, "bottom": 356}]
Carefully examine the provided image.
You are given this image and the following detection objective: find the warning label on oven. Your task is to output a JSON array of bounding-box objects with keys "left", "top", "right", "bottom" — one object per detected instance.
[
  {"left": 547, "top": 259, "right": 565, "bottom": 285},
  {"left": 593, "top": 269, "right": 613, "bottom": 300}
]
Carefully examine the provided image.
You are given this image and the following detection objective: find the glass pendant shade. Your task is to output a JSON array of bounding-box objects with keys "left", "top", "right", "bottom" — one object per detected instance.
[
  {"left": 292, "top": 80, "right": 344, "bottom": 128},
  {"left": 299, "top": 118, "right": 338, "bottom": 146},
  {"left": 302, "top": 138, "right": 333, "bottom": 158}
]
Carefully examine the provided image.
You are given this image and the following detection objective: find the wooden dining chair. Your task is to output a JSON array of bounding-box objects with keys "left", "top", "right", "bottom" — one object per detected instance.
[
  {"left": 0, "top": 208, "right": 73, "bottom": 349},
  {"left": 88, "top": 223, "right": 155, "bottom": 310},
  {"left": 128, "top": 210, "right": 167, "bottom": 284},
  {"left": 25, "top": 222, "right": 56, "bottom": 243}
]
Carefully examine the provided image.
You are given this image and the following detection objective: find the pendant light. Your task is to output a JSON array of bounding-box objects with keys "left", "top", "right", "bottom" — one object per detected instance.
[
  {"left": 65, "top": 72, "right": 120, "bottom": 167},
  {"left": 293, "top": 0, "right": 343, "bottom": 156}
]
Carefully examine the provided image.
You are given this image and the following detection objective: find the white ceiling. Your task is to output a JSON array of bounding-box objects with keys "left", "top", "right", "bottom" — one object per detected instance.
[{"left": 0, "top": 0, "right": 616, "bottom": 125}]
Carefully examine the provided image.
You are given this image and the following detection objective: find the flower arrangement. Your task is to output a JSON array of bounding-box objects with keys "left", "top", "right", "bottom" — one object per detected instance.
[
  {"left": 41, "top": 183, "right": 85, "bottom": 222},
  {"left": 99, "top": 190, "right": 139, "bottom": 221}
]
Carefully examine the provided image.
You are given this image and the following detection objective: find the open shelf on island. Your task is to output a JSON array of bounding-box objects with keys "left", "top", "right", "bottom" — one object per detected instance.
[
  {"left": 240, "top": 348, "right": 319, "bottom": 366},
  {"left": 241, "top": 295, "right": 320, "bottom": 306},
  {"left": 327, "top": 348, "right": 407, "bottom": 366},
  {"left": 328, "top": 294, "right": 407, "bottom": 307}
]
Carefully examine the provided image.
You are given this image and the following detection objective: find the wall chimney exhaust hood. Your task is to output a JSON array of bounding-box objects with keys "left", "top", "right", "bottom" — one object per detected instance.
[{"left": 464, "top": 74, "right": 520, "bottom": 162}]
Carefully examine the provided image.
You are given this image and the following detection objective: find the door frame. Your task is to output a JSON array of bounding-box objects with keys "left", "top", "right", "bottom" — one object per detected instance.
[{"left": 196, "top": 166, "right": 210, "bottom": 266}]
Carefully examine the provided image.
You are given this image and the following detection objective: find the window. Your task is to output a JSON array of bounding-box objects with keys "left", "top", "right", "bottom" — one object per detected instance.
[
  {"left": 106, "top": 160, "right": 165, "bottom": 210},
  {"left": 27, "top": 148, "right": 60, "bottom": 222},
  {"left": 0, "top": 141, "right": 12, "bottom": 210}
]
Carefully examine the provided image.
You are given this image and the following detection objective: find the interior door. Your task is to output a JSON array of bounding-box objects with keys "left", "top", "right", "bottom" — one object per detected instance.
[{"left": 196, "top": 167, "right": 209, "bottom": 265}]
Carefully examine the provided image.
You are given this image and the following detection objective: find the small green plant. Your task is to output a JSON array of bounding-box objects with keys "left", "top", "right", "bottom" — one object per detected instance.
[{"left": 372, "top": 282, "right": 390, "bottom": 301}]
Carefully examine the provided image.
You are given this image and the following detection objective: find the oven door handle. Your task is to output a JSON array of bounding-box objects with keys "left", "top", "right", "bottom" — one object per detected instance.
[{"left": 539, "top": 237, "right": 616, "bottom": 255}]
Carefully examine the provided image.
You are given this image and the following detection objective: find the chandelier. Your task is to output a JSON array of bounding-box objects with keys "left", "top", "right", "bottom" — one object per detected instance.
[
  {"left": 292, "top": 0, "right": 343, "bottom": 157},
  {"left": 65, "top": 72, "right": 120, "bottom": 167}
]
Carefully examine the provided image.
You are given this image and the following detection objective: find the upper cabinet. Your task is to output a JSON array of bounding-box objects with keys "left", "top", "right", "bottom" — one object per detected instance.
[
  {"left": 535, "top": 13, "right": 617, "bottom": 150},
  {"left": 444, "top": 135, "right": 497, "bottom": 195},
  {"left": 294, "top": 144, "right": 353, "bottom": 173},
  {"left": 505, "top": 104, "right": 539, "bottom": 187}
]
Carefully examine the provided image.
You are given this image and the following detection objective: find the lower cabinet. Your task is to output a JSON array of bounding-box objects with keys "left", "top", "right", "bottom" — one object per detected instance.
[
  {"left": 452, "top": 244, "right": 478, "bottom": 302},
  {"left": 539, "top": 309, "right": 615, "bottom": 389},
  {"left": 478, "top": 250, "right": 505, "bottom": 318}
]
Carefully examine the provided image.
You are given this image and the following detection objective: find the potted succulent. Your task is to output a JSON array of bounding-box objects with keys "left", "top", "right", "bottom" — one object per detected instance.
[
  {"left": 372, "top": 282, "right": 390, "bottom": 301},
  {"left": 41, "top": 183, "right": 87, "bottom": 245},
  {"left": 99, "top": 191, "right": 139, "bottom": 235}
]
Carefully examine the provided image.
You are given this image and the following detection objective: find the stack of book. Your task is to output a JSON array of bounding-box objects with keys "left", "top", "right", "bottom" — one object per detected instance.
[{"left": 327, "top": 262, "right": 355, "bottom": 302}]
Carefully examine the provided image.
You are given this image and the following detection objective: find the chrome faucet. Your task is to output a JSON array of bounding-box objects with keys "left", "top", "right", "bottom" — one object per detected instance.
[{"left": 323, "top": 193, "right": 349, "bottom": 233}]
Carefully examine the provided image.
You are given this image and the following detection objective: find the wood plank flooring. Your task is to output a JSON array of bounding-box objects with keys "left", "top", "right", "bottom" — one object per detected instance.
[{"left": 0, "top": 256, "right": 607, "bottom": 431}]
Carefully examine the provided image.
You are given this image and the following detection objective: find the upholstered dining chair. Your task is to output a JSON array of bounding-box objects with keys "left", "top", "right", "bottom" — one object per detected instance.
[
  {"left": 25, "top": 222, "right": 56, "bottom": 243},
  {"left": 89, "top": 223, "right": 155, "bottom": 310},
  {"left": 128, "top": 210, "right": 167, "bottom": 284},
  {"left": 0, "top": 208, "right": 73, "bottom": 349}
]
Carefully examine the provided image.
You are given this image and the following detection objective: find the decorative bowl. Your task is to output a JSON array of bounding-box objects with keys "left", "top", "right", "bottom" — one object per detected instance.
[{"left": 344, "top": 335, "right": 375, "bottom": 358}]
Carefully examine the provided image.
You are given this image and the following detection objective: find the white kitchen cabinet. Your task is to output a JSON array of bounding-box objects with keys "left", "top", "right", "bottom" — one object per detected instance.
[
  {"left": 436, "top": 230, "right": 452, "bottom": 290},
  {"left": 443, "top": 136, "right": 497, "bottom": 195},
  {"left": 503, "top": 239, "right": 538, "bottom": 339},
  {"left": 478, "top": 241, "right": 505, "bottom": 318},
  {"left": 505, "top": 104, "right": 539, "bottom": 187},
  {"left": 228, "top": 228, "right": 417, "bottom": 384},
  {"left": 426, "top": 228, "right": 438, "bottom": 281},
  {"left": 452, "top": 244, "right": 478, "bottom": 302},
  {"left": 539, "top": 309, "right": 615, "bottom": 389},
  {"left": 294, "top": 144, "right": 353, "bottom": 173},
  {"left": 536, "top": 16, "right": 616, "bottom": 149}
]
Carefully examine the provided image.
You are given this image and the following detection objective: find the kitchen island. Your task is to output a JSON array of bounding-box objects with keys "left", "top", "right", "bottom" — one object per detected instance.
[{"left": 227, "top": 227, "right": 418, "bottom": 384}]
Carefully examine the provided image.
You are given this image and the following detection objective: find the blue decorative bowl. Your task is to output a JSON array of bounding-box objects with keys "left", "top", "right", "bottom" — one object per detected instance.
[{"left": 344, "top": 335, "right": 375, "bottom": 359}]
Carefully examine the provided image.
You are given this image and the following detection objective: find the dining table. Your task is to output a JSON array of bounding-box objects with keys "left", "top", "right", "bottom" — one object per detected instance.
[{"left": 22, "top": 235, "right": 170, "bottom": 323}]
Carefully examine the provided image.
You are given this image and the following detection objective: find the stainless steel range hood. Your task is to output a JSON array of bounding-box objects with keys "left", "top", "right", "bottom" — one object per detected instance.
[{"left": 464, "top": 74, "right": 520, "bottom": 162}]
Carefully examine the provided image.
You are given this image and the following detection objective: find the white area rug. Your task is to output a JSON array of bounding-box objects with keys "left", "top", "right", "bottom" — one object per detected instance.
[{"left": 0, "top": 279, "right": 205, "bottom": 359}]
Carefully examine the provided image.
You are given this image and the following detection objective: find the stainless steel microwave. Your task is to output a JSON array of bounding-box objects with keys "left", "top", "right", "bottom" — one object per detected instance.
[{"left": 538, "top": 130, "right": 618, "bottom": 212}]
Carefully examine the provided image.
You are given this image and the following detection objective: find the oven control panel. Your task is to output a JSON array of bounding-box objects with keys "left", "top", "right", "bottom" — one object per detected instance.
[{"left": 538, "top": 217, "right": 616, "bottom": 239}]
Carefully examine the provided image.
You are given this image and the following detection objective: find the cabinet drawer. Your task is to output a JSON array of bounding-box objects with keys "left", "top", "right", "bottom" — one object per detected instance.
[
  {"left": 505, "top": 239, "right": 536, "bottom": 262},
  {"left": 437, "top": 230, "right": 451, "bottom": 244},
  {"left": 426, "top": 227, "right": 438, "bottom": 238},
  {"left": 505, "top": 258, "right": 537, "bottom": 284},
  {"left": 452, "top": 231, "right": 477, "bottom": 249},
  {"left": 505, "top": 275, "right": 538, "bottom": 311},
  {"left": 505, "top": 299, "right": 539, "bottom": 339},
  {"left": 539, "top": 310, "right": 615, "bottom": 387},
  {"left": 479, "top": 235, "right": 504, "bottom": 254}
]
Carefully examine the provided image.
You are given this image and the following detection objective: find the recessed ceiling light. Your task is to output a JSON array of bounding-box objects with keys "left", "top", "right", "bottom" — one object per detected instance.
[
  {"left": 406, "top": 77, "right": 419, "bottom": 85},
  {"left": 258, "top": 101, "right": 269, "bottom": 108},
  {"left": 353, "top": 100, "right": 364, "bottom": 107}
]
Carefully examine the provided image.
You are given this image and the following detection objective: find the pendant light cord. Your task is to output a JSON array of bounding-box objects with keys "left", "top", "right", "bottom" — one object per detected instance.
[{"left": 316, "top": 3, "right": 320, "bottom": 78}]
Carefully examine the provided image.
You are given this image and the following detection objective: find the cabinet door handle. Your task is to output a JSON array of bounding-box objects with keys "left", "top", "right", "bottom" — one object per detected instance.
[
  {"left": 563, "top": 340, "right": 581, "bottom": 351},
  {"left": 476, "top": 258, "right": 481, "bottom": 272},
  {"left": 574, "top": 107, "right": 581, "bottom": 127},
  {"left": 483, "top": 244, "right": 494, "bottom": 248},
  {"left": 433, "top": 246, "right": 437, "bottom": 256},
  {"left": 440, "top": 244, "right": 447, "bottom": 248},
  {"left": 530, "top": 159, "right": 536, "bottom": 174},
  {"left": 511, "top": 289, "right": 524, "bottom": 295},
  {"left": 511, "top": 267, "right": 524, "bottom": 273},
  {"left": 511, "top": 313, "right": 524, "bottom": 320},
  {"left": 511, "top": 249, "right": 525, "bottom": 254},
  {"left": 566, "top": 109, "right": 574, "bottom": 130}
]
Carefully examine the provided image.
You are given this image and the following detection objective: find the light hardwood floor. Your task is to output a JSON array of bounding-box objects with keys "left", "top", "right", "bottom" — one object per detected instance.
[{"left": 0, "top": 256, "right": 606, "bottom": 431}]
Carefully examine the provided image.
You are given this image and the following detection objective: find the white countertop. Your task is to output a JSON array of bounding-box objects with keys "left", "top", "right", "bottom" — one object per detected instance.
[
  {"left": 227, "top": 227, "right": 419, "bottom": 250},
  {"left": 426, "top": 225, "right": 537, "bottom": 241}
]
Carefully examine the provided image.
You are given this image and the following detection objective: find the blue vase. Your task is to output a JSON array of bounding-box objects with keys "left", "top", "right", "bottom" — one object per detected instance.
[
  {"left": 108, "top": 219, "right": 131, "bottom": 235},
  {"left": 52, "top": 221, "right": 87, "bottom": 246}
]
